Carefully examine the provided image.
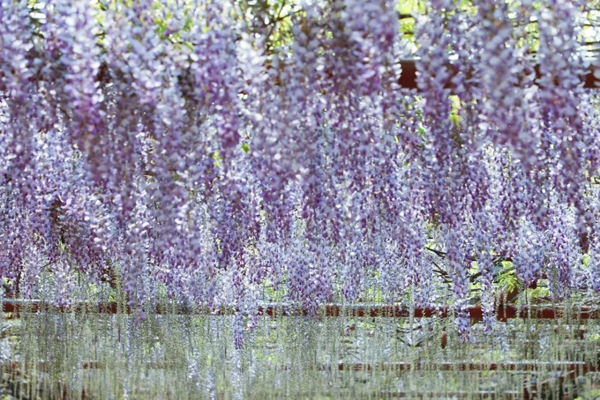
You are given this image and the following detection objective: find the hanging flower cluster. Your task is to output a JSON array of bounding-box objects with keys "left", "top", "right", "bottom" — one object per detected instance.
[{"left": 1, "top": 0, "right": 600, "bottom": 341}]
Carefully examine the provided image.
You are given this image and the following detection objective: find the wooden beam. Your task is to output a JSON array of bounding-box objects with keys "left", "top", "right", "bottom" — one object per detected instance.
[
  {"left": 398, "top": 60, "right": 600, "bottom": 89},
  {"left": 3, "top": 301, "right": 599, "bottom": 319}
]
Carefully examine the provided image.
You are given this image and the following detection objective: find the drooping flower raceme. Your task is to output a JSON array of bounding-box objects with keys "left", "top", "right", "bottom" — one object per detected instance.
[{"left": 0, "top": 0, "right": 599, "bottom": 343}]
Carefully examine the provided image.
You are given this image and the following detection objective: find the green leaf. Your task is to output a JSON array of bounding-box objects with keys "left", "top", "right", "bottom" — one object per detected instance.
[
  {"left": 528, "top": 287, "right": 549, "bottom": 299},
  {"left": 582, "top": 253, "right": 590, "bottom": 266},
  {"left": 449, "top": 95, "right": 461, "bottom": 128}
]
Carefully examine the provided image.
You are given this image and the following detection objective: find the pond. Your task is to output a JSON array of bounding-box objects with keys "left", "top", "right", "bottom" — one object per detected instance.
[{"left": 0, "top": 307, "right": 599, "bottom": 399}]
